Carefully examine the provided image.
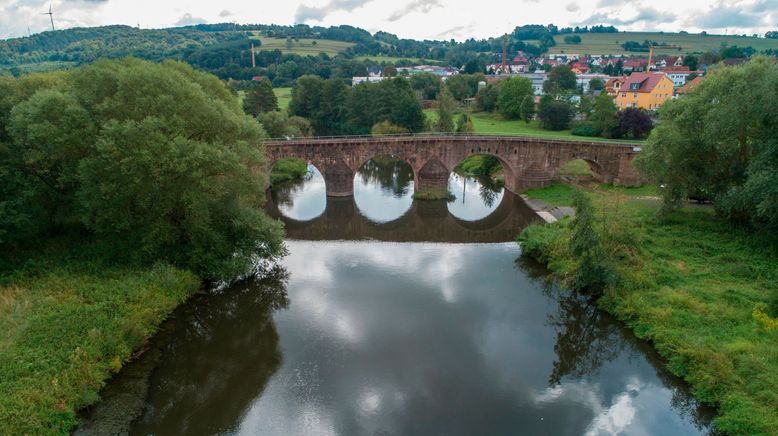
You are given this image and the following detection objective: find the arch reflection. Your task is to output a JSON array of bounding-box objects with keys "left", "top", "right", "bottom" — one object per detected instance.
[
  {"left": 270, "top": 163, "right": 327, "bottom": 222},
  {"left": 353, "top": 155, "right": 415, "bottom": 223},
  {"left": 447, "top": 154, "right": 506, "bottom": 221}
]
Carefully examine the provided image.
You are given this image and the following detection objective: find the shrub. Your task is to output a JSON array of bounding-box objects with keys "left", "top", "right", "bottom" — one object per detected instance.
[
  {"left": 571, "top": 122, "right": 601, "bottom": 137},
  {"left": 371, "top": 120, "right": 409, "bottom": 135}
]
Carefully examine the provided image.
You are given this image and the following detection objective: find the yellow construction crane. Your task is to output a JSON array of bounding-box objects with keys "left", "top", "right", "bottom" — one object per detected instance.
[{"left": 647, "top": 44, "right": 682, "bottom": 70}]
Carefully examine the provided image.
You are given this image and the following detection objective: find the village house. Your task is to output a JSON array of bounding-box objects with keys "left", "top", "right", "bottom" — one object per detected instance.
[
  {"left": 575, "top": 73, "right": 610, "bottom": 93},
  {"left": 615, "top": 72, "right": 674, "bottom": 110},
  {"left": 622, "top": 59, "right": 648, "bottom": 72},
  {"left": 677, "top": 75, "right": 704, "bottom": 95},
  {"left": 604, "top": 77, "right": 626, "bottom": 97},
  {"left": 662, "top": 66, "right": 693, "bottom": 87}
]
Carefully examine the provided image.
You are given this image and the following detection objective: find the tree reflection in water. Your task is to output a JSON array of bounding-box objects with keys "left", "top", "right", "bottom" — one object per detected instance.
[
  {"left": 514, "top": 256, "right": 715, "bottom": 431},
  {"left": 357, "top": 155, "right": 414, "bottom": 197},
  {"left": 271, "top": 170, "right": 314, "bottom": 209},
  {"left": 126, "top": 267, "right": 290, "bottom": 435}
]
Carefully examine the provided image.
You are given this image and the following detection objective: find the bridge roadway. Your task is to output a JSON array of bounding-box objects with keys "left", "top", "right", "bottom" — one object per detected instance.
[
  {"left": 265, "top": 190, "right": 539, "bottom": 243},
  {"left": 264, "top": 134, "right": 643, "bottom": 197}
]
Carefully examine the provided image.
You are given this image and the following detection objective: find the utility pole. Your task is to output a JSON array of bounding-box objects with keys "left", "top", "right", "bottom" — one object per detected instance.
[{"left": 501, "top": 34, "right": 508, "bottom": 74}]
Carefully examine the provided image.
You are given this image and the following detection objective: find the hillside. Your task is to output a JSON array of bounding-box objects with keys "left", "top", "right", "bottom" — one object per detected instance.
[
  {"left": 0, "top": 25, "right": 244, "bottom": 76},
  {"left": 552, "top": 31, "right": 778, "bottom": 56},
  {"left": 252, "top": 35, "right": 354, "bottom": 56}
]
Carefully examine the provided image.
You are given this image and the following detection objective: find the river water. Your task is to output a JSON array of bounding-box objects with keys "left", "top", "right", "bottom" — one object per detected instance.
[{"left": 78, "top": 157, "right": 713, "bottom": 435}]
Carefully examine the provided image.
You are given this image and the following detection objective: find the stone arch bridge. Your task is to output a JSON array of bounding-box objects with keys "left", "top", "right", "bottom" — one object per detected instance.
[{"left": 264, "top": 134, "right": 642, "bottom": 197}]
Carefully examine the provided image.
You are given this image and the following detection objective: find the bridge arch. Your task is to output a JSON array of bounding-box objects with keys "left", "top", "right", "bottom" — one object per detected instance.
[{"left": 554, "top": 156, "right": 607, "bottom": 183}]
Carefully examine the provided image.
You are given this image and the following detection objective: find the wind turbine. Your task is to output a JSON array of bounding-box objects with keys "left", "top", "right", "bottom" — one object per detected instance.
[{"left": 42, "top": 3, "right": 55, "bottom": 31}]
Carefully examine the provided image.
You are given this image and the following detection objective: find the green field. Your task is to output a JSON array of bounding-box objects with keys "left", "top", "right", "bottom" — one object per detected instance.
[
  {"left": 552, "top": 31, "right": 778, "bottom": 56},
  {"left": 252, "top": 36, "right": 354, "bottom": 56},
  {"left": 274, "top": 87, "right": 292, "bottom": 110},
  {"left": 432, "top": 110, "right": 643, "bottom": 144},
  {"left": 354, "top": 55, "right": 433, "bottom": 63}
]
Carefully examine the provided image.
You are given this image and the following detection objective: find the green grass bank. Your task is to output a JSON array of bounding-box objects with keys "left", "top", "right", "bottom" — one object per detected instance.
[
  {"left": 0, "top": 244, "right": 201, "bottom": 434},
  {"left": 518, "top": 185, "right": 778, "bottom": 434}
]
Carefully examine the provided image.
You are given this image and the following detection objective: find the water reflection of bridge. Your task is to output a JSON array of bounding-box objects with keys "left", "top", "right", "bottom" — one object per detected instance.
[{"left": 265, "top": 192, "right": 539, "bottom": 243}]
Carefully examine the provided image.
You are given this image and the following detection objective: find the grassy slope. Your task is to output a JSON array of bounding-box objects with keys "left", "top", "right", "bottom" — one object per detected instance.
[
  {"left": 519, "top": 185, "right": 778, "bottom": 434},
  {"left": 274, "top": 87, "right": 292, "bottom": 110},
  {"left": 253, "top": 36, "right": 354, "bottom": 56},
  {"left": 0, "top": 246, "right": 200, "bottom": 434},
  {"left": 552, "top": 31, "right": 778, "bottom": 56},
  {"left": 354, "top": 55, "right": 432, "bottom": 63}
]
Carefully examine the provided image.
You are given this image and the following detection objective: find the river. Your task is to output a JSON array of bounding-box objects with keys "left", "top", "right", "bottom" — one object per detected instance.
[{"left": 77, "top": 157, "right": 713, "bottom": 435}]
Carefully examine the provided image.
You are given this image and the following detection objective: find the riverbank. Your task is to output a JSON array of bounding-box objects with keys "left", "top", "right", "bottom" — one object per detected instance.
[
  {"left": 517, "top": 184, "right": 778, "bottom": 434},
  {"left": 0, "top": 242, "right": 201, "bottom": 434}
]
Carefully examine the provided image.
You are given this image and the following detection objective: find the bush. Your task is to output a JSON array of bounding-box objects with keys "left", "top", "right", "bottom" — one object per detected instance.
[
  {"left": 270, "top": 157, "right": 309, "bottom": 184},
  {"left": 571, "top": 122, "right": 601, "bottom": 137},
  {"left": 371, "top": 120, "right": 409, "bottom": 135},
  {"left": 456, "top": 113, "right": 475, "bottom": 133},
  {"left": 614, "top": 108, "right": 653, "bottom": 139},
  {"left": 769, "top": 290, "right": 778, "bottom": 318}
]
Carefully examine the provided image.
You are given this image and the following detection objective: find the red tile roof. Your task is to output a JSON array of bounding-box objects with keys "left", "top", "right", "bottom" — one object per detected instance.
[
  {"left": 622, "top": 72, "right": 668, "bottom": 93},
  {"left": 678, "top": 76, "right": 704, "bottom": 94}
]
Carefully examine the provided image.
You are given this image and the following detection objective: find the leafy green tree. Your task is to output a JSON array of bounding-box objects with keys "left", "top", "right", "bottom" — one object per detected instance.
[
  {"left": 589, "top": 92, "right": 618, "bottom": 137},
  {"left": 257, "top": 110, "right": 312, "bottom": 138},
  {"left": 242, "top": 79, "right": 278, "bottom": 117},
  {"left": 520, "top": 94, "right": 535, "bottom": 124},
  {"left": 637, "top": 57, "right": 778, "bottom": 230},
  {"left": 409, "top": 72, "right": 442, "bottom": 100},
  {"left": 289, "top": 74, "right": 325, "bottom": 119},
  {"left": 463, "top": 59, "right": 485, "bottom": 74},
  {"left": 538, "top": 98, "right": 573, "bottom": 130},
  {"left": 444, "top": 74, "right": 484, "bottom": 100},
  {"left": 456, "top": 113, "right": 475, "bottom": 133},
  {"left": 588, "top": 78, "right": 605, "bottom": 93},
  {"left": 435, "top": 87, "right": 456, "bottom": 132},
  {"left": 497, "top": 76, "right": 533, "bottom": 119},
  {"left": 345, "top": 78, "right": 425, "bottom": 134},
  {"left": 1, "top": 58, "right": 284, "bottom": 279},
  {"left": 476, "top": 82, "right": 499, "bottom": 112},
  {"left": 543, "top": 65, "right": 577, "bottom": 95},
  {"left": 683, "top": 55, "right": 699, "bottom": 71}
]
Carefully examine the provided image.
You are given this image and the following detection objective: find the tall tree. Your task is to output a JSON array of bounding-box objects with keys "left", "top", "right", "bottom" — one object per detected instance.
[
  {"left": 543, "top": 65, "right": 577, "bottom": 95},
  {"left": 589, "top": 92, "right": 618, "bottom": 136},
  {"left": 410, "top": 72, "right": 442, "bottom": 100},
  {"left": 476, "top": 82, "right": 499, "bottom": 112},
  {"left": 497, "top": 76, "right": 534, "bottom": 119},
  {"left": 520, "top": 94, "right": 535, "bottom": 124},
  {"left": 435, "top": 86, "right": 456, "bottom": 132},
  {"left": 538, "top": 98, "right": 573, "bottom": 130},
  {"left": 637, "top": 57, "right": 778, "bottom": 230},
  {"left": 456, "top": 113, "right": 475, "bottom": 133},
  {"left": 242, "top": 79, "right": 278, "bottom": 117}
]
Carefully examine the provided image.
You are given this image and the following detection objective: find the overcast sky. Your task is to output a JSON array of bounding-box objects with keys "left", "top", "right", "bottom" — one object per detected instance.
[{"left": 2, "top": 0, "right": 777, "bottom": 40}]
